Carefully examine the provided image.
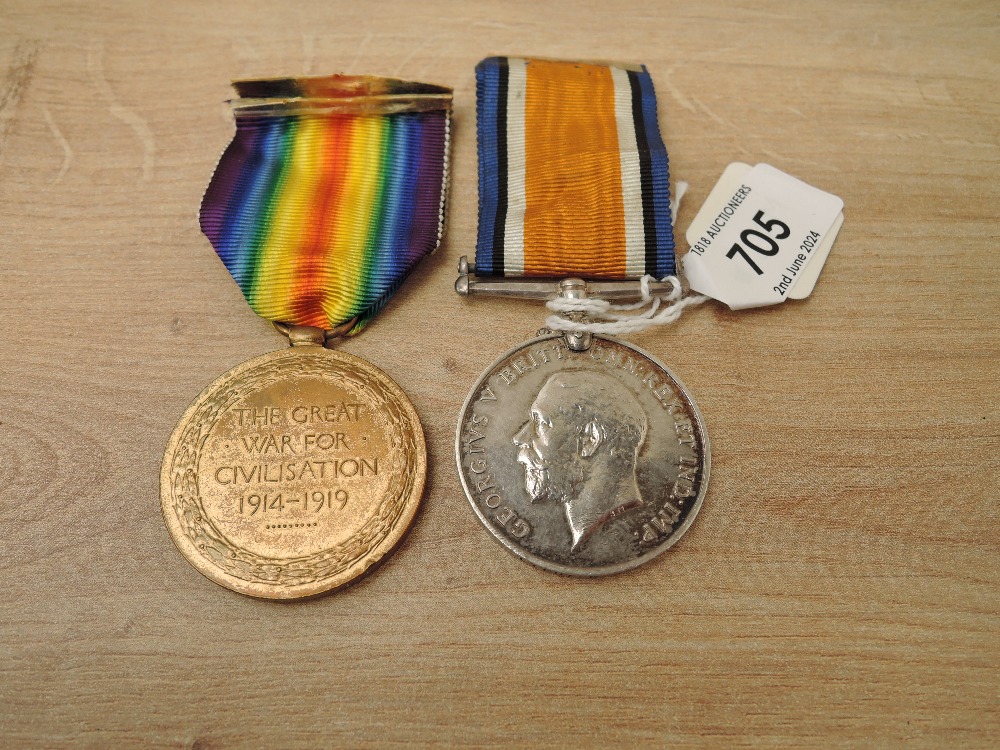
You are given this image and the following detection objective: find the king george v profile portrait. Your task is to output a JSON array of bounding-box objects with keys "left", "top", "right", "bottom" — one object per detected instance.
[{"left": 512, "top": 370, "right": 647, "bottom": 551}]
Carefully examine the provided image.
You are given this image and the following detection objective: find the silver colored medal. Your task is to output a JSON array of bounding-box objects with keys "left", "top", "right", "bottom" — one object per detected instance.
[{"left": 455, "top": 269, "right": 710, "bottom": 576}]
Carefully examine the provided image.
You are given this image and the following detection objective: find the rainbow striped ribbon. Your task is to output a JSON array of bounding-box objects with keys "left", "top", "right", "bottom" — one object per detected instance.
[
  {"left": 200, "top": 75, "right": 452, "bottom": 333},
  {"left": 475, "top": 57, "right": 674, "bottom": 279}
]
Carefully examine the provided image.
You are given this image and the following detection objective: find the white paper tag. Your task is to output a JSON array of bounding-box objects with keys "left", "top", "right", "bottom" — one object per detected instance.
[{"left": 682, "top": 163, "right": 844, "bottom": 309}]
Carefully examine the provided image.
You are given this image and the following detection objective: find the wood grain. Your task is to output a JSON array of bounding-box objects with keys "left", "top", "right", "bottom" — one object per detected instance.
[{"left": 0, "top": 1, "right": 997, "bottom": 747}]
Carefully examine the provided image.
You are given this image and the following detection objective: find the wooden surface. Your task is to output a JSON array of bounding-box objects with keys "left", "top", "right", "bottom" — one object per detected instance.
[{"left": 1, "top": 1, "right": 997, "bottom": 747}]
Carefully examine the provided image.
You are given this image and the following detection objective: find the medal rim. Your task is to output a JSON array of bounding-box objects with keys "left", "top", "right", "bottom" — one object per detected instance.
[
  {"left": 455, "top": 332, "right": 710, "bottom": 577},
  {"left": 161, "top": 346, "right": 427, "bottom": 599}
]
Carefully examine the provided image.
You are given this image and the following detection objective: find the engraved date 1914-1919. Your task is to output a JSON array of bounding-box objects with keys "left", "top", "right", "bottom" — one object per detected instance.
[{"left": 238, "top": 489, "right": 349, "bottom": 516}]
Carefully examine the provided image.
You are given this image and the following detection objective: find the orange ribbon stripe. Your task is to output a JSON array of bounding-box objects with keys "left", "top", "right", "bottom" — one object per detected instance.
[{"left": 524, "top": 60, "right": 627, "bottom": 277}]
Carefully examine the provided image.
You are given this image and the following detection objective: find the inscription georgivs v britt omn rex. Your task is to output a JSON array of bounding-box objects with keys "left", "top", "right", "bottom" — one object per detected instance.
[{"left": 457, "top": 334, "right": 709, "bottom": 576}]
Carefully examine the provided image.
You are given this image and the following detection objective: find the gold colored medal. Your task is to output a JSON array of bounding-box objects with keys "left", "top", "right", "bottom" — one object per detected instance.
[
  {"left": 162, "top": 338, "right": 425, "bottom": 599},
  {"left": 162, "top": 74, "right": 451, "bottom": 596}
]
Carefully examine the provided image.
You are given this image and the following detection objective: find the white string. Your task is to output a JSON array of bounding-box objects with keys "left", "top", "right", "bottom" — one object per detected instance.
[
  {"left": 670, "top": 180, "right": 688, "bottom": 227},
  {"left": 543, "top": 181, "right": 710, "bottom": 335},
  {"left": 544, "top": 278, "right": 708, "bottom": 334}
]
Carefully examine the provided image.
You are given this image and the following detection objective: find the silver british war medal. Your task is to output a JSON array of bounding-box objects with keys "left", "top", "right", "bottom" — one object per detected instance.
[{"left": 455, "top": 58, "right": 709, "bottom": 575}]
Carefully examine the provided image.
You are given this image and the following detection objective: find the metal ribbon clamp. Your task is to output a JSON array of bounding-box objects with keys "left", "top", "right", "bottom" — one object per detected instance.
[{"left": 455, "top": 256, "right": 678, "bottom": 352}]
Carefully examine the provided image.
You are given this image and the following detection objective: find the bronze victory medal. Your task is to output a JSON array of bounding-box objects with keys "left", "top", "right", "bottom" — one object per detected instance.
[
  {"left": 457, "top": 333, "right": 709, "bottom": 576},
  {"left": 161, "top": 346, "right": 426, "bottom": 598}
]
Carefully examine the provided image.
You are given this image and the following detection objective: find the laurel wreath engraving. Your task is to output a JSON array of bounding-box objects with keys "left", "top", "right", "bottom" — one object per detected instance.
[{"left": 166, "top": 351, "right": 419, "bottom": 588}]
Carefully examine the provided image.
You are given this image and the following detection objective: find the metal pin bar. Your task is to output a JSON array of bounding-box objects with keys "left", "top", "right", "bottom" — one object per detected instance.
[{"left": 454, "top": 256, "right": 670, "bottom": 300}]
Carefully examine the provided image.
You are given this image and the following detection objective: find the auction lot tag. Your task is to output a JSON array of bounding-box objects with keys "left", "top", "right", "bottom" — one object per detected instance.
[{"left": 682, "top": 163, "right": 844, "bottom": 309}]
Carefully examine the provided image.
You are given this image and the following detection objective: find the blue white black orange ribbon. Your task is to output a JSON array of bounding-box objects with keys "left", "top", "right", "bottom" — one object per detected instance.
[
  {"left": 475, "top": 57, "right": 674, "bottom": 279},
  {"left": 200, "top": 75, "right": 452, "bottom": 333}
]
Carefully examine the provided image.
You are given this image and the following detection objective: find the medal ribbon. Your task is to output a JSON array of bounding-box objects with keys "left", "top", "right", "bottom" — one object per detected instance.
[
  {"left": 475, "top": 57, "right": 674, "bottom": 279},
  {"left": 200, "top": 75, "right": 452, "bottom": 333}
]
